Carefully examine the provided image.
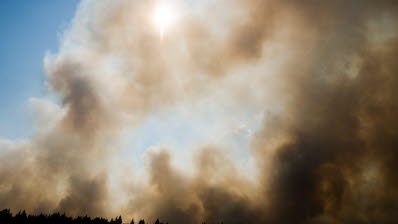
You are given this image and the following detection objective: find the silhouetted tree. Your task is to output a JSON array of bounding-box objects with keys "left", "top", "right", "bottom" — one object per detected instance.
[
  {"left": 115, "top": 215, "right": 122, "bottom": 224},
  {"left": 0, "top": 209, "right": 12, "bottom": 223},
  {"left": 0, "top": 209, "right": 121, "bottom": 224},
  {"left": 0, "top": 208, "right": 219, "bottom": 224}
]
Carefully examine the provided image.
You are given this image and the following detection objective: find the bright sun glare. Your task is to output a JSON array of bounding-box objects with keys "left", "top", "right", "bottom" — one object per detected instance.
[{"left": 153, "top": 4, "right": 176, "bottom": 39}]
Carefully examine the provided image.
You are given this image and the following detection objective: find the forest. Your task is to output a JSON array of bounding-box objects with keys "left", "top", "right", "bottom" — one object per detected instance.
[
  {"left": 0, "top": 209, "right": 179, "bottom": 224},
  {"left": 0, "top": 209, "right": 225, "bottom": 224}
]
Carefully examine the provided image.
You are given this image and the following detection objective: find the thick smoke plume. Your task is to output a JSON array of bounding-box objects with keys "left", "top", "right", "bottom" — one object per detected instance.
[{"left": 1, "top": 0, "right": 398, "bottom": 223}]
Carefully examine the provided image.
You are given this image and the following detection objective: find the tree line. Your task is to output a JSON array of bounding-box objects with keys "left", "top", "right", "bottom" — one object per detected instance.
[
  {"left": 0, "top": 209, "right": 174, "bottom": 224},
  {"left": 0, "top": 209, "right": 227, "bottom": 224}
]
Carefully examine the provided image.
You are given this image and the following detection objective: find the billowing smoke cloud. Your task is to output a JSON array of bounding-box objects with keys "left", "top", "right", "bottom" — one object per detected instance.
[{"left": 1, "top": 0, "right": 398, "bottom": 223}]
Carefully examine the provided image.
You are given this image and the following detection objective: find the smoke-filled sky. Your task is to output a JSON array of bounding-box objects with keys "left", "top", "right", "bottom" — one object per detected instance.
[{"left": 1, "top": 0, "right": 398, "bottom": 223}]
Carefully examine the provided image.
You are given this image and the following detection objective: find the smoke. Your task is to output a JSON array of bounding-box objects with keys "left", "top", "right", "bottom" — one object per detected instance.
[{"left": 1, "top": 0, "right": 398, "bottom": 223}]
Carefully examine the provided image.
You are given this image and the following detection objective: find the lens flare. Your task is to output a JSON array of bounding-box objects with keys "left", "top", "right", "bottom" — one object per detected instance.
[{"left": 153, "top": 4, "right": 175, "bottom": 39}]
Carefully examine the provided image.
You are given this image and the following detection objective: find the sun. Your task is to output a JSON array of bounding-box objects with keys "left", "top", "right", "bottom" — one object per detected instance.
[{"left": 153, "top": 3, "right": 176, "bottom": 39}]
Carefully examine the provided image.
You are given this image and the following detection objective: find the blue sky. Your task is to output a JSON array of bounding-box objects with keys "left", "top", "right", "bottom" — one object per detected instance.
[{"left": 0, "top": 0, "right": 79, "bottom": 139}]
